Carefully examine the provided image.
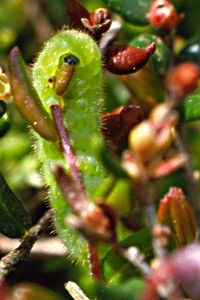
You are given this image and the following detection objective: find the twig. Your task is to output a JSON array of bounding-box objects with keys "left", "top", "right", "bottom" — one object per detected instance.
[
  {"left": 65, "top": 281, "right": 90, "bottom": 300},
  {"left": 0, "top": 236, "right": 66, "bottom": 257},
  {"left": 175, "top": 125, "right": 200, "bottom": 230},
  {"left": 0, "top": 209, "right": 54, "bottom": 282},
  {"left": 135, "top": 164, "right": 167, "bottom": 260},
  {"left": 113, "top": 243, "right": 151, "bottom": 276}
]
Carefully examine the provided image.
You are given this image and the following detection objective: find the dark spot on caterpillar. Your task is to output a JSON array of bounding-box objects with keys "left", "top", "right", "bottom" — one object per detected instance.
[
  {"left": 62, "top": 54, "right": 80, "bottom": 65},
  {"left": 48, "top": 76, "right": 55, "bottom": 83}
]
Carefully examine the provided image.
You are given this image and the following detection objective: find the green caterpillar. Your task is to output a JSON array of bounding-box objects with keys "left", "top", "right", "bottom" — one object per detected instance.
[{"left": 9, "top": 29, "right": 105, "bottom": 263}]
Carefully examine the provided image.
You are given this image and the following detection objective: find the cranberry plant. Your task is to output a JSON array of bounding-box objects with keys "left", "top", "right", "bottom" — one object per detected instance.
[{"left": 0, "top": 0, "right": 200, "bottom": 299}]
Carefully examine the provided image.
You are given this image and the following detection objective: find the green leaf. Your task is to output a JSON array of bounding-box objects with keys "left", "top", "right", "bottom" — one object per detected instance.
[
  {"left": 102, "top": 0, "right": 151, "bottom": 25},
  {"left": 102, "top": 228, "right": 152, "bottom": 283},
  {"left": 177, "top": 37, "right": 200, "bottom": 66},
  {"left": 179, "top": 89, "right": 200, "bottom": 122},
  {"left": 129, "top": 33, "right": 171, "bottom": 74},
  {"left": 0, "top": 173, "right": 31, "bottom": 237},
  {"left": 96, "top": 278, "right": 144, "bottom": 300},
  {"left": 107, "top": 179, "right": 132, "bottom": 217}
]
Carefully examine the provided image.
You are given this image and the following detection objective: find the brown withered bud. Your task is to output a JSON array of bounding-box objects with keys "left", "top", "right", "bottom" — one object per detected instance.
[
  {"left": 66, "top": 0, "right": 111, "bottom": 41},
  {"left": 101, "top": 104, "right": 144, "bottom": 152},
  {"left": 165, "top": 62, "right": 200, "bottom": 101},
  {"left": 54, "top": 165, "right": 114, "bottom": 243},
  {"left": 104, "top": 43, "right": 156, "bottom": 74},
  {"left": 81, "top": 8, "right": 112, "bottom": 41},
  {"left": 146, "top": 0, "right": 181, "bottom": 31}
]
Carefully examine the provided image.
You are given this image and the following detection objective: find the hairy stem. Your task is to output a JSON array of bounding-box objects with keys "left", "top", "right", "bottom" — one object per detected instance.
[
  {"left": 88, "top": 243, "right": 102, "bottom": 281},
  {"left": 51, "top": 105, "right": 85, "bottom": 193}
]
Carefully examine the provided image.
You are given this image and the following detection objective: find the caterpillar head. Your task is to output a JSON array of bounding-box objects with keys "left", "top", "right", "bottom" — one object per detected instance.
[{"left": 33, "top": 29, "right": 102, "bottom": 108}]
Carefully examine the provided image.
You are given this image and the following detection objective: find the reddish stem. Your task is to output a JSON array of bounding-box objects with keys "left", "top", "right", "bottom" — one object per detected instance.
[
  {"left": 50, "top": 105, "right": 84, "bottom": 192},
  {"left": 88, "top": 243, "right": 102, "bottom": 281},
  {"left": 51, "top": 105, "right": 103, "bottom": 279}
]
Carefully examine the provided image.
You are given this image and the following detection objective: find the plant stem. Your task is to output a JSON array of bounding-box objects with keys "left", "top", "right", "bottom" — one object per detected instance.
[
  {"left": 113, "top": 242, "right": 151, "bottom": 276},
  {"left": 65, "top": 281, "right": 90, "bottom": 300},
  {"left": 0, "top": 236, "right": 66, "bottom": 257},
  {"left": 88, "top": 243, "right": 102, "bottom": 281},
  {"left": 51, "top": 105, "right": 85, "bottom": 193},
  {"left": 175, "top": 125, "right": 200, "bottom": 230},
  {"left": 135, "top": 163, "right": 167, "bottom": 259}
]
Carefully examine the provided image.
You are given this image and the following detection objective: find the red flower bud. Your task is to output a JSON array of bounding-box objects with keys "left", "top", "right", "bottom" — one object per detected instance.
[{"left": 147, "top": 0, "right": 180, "bottom": 31}]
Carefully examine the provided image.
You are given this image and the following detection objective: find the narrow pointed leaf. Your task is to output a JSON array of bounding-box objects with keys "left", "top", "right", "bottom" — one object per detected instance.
[
  {"left": 0, "top": 173, "right": 31, "bottom": 237},
  {"left": 8, "top": 47, "right": 57, "bottom": 141}
]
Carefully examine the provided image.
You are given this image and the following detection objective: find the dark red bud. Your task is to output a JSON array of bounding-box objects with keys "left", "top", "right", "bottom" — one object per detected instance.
[
  {"left": 66, "top": 0, "right": 111, "bottom": 41},
  {"left": 97, "top": 201, "right": 117, "bottom": 242},
  {"left": 105, "top": 43, "right": 156, "bottom": 74},
  {"left": 101, "top": 104, "right": 144, "bottom": 152},
  {"left": 66, "top": 0, "right": 89, "bottom": 30},
  {"left": 82, "top": 8, "right": 112, "bottom": 40}
]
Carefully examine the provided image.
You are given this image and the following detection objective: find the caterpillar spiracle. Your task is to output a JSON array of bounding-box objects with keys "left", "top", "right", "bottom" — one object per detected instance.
[{"left": 9, "top": 29, "right": 106, "bottom": 263}]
